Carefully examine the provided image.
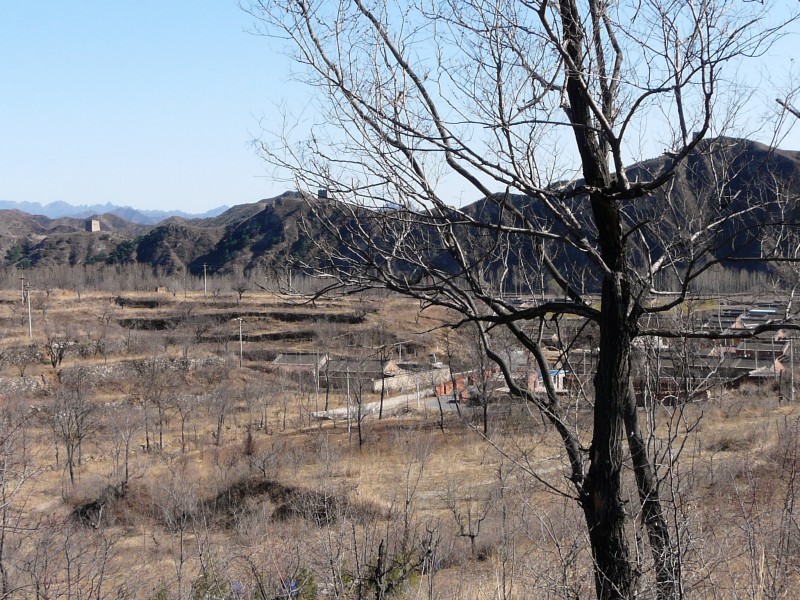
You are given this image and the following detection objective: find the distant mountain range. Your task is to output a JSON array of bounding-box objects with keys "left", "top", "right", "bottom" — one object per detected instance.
[
  {"left": 0, "top": 194, "right": 308, "bottom": 274},
  {"left": 2, "top": 137, "right": 799, "bottom": 282},
  {"left": 0, "top": 200, "right": 228, "bottom": 225}
]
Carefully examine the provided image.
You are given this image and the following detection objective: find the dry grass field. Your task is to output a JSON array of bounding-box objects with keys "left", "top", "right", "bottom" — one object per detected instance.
[{"left": 0, "top": 287, "right": 799, "bottom": 598}]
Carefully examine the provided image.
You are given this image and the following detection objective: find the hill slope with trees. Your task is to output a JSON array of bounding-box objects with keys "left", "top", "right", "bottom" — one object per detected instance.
[{"left": 3, "top": 138, "right": 800, "bottom": 286}]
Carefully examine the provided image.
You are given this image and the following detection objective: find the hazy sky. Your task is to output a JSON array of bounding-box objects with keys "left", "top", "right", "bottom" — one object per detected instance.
[
  {"left": 1, "top": 2, "right": 798, "bottom": 214},
  {"left": 0, "top": 1, "right": 298, "bottom": 213}
]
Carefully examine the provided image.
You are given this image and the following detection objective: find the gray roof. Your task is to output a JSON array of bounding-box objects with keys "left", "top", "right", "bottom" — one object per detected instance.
[
  {"left": 273, "top": 352, "right": 327, "bottom": 366},
  {"left": 323, "top": 358, "right": 400, "bottom": 378}
]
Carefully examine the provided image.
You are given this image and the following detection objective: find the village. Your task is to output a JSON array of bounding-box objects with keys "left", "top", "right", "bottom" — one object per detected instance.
[{"left": 265, "top": 296, "right": 799, "bottom": 425}]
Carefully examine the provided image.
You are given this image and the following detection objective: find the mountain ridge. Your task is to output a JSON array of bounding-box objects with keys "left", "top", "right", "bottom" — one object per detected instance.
[
  {"left": 0, "top": 200, "right": 230, "bottom": 225},
  {"left": 2, "top": 137, "right": 799, "bottom": 282}
]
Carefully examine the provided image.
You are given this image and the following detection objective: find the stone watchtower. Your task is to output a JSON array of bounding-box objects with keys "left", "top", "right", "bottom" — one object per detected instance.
[{"left": 85, "top": 218, "right": 100, "bottom": 232}]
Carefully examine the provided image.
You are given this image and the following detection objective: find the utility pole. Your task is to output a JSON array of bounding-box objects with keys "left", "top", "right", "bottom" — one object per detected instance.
[
  {"left": 26, "top": 283, "right": 32, "bottom": 339},
  {"left": 314, "top": 352, "right": 320, "bottom": 415},
  {"left": 346, "top": 367, "right": 351, "bottom": 439},
  {"left": 236, "top": 318, "right": 243, "bottom": 368},
  {"left": 20, "top": 275, "right": 25, "bottom": 304},
  {"left": 789, "top": 335, "right": 794, "bottom": 404},
  {"left": 203, "top": 264, "right": 208, "bottom": 297}
]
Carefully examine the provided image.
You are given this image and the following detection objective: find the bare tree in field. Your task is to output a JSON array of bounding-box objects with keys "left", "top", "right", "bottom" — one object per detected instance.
[
  {"left": 251, "top": 1, "right": 799, "bottom": 598},
  {"left": 155, "top": 465, "right": 198, "bottom": 600},
  {"left": 49, "top": 369, "right": 99, "bottom": 486},
  {"left": 109, "top": 405, "right": 141, "bottom": 485},
  {"left": 44, "top": 326, "right": 73, "bottom": 369},
  {"left": 6, "top": 345, "right": 40, "bottom": 378},
  {"left": 232, "top": 269, "right": 249, "bottom": 305},
  {"left": 0, "top": 401, "right": 36, "bottom": 597},
  {"left": 201, "top": 367, "right": 235, "bottom": 447},
  {"left": 173, "top": 394, "right": 199, "bottom": 453}
]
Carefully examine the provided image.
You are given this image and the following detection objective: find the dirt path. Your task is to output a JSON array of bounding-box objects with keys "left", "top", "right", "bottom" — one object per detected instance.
[{"left": 311, "top": 387, "right": 436, "bottom": 420}]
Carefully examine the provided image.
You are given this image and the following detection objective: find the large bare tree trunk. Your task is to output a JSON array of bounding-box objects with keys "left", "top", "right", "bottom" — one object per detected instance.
[
  {"left": 562, "top": 0, "right": 644, "bottom": 577},
  {"left": 584, "top": 273, "right": 636, "bottom": 599},
  {"left": 585, "top": 237, "right": 678, "bottom": 599},
  {"left": 561, "top": 0, "right": 679, "bottom": 574}
]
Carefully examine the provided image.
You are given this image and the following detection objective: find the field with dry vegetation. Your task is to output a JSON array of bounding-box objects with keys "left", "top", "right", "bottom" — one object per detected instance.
[{"left": 0, "top": 287, "right": 799, "bottom": 598}]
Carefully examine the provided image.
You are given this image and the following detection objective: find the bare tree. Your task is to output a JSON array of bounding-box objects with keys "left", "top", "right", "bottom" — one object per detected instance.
[
  {"left": 463, "top": 323, "right": 496, "bottom": 436},
  {"left": 251, "top": 1, "right": 799, "bottom": 598},
  {"left": 49, "top": 368, "right": 99, "bottom": 486},
  {"left": 233, "top": 279, "right": 249, "bottom": 305},
  {"left": 443, "top": 481, "right": 493, "bottom": 559},
  {"left": 202, "top": 367, "right": 235, "bottom": 447},
  {"left": 109, "top": 405, "right": 141, "bottom": 485},
  {"left": 173, "top": 393, "right": 199, "bottom": 453},
  {"left": 44, "top": 326, "right": 73, "bottom": 369},
  {"left": 155, "top": 464, "right": 199, "bottom": 600},
  {"left": 0, "top": 399, "right": 36, "bottom": 597},
  {"left": 210, "top": 388, "right": 233, "bottom": 447},
  {"left": 132, "top": 357, "right": 170, "bottom": 452},
  {"left": 0, "top": 344, "right": 7, "bottom": 377},
  {"left": 6, "top": 344, "right": 40, "bottom": 378},
  {"left": 93, "top": 305, "right": 121, "bottom": 364}
]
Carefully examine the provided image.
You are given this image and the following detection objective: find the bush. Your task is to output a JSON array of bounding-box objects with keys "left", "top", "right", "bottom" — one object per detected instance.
[{"left": 191, "top": 567, "right": 232, "bottom": 600}]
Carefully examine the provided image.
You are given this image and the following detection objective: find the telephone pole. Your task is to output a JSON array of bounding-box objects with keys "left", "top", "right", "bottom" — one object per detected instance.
[
  {"left": 236, "top": 317, "right": 243, "bottom": 368},
  {"left": 26, "top": 282, "right": 32, "bottom": 339},
  {"left": 791, "top": 337, "right": 796, "bottom": 404},
  {"left": 203, "top": 263, "right": 208, "bottom": 297}
]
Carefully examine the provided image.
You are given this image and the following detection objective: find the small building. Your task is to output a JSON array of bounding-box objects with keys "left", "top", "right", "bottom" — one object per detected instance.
[
  {"left": 272, "top": 352, "right": 328, "bottom": 374},
  {"left": 530, "top": 368, "right": 568, "bottom": 394},
  {"left": 322, "top": 357, "right": 402, "bottom": 389},
  {"left": 85, "top": 218, "right": 100, "bottom": 232},
  {"left": 376, "top": 365, "right": 452, "bottom": 394}
]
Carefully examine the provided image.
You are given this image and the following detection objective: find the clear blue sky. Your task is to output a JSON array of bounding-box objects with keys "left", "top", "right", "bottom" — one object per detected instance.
[
  {"left": 1, "top": 2, "right": 798, "bottom": 214},
  {"left": 0, "top": 1, "right": 299, "bottom": 213}
]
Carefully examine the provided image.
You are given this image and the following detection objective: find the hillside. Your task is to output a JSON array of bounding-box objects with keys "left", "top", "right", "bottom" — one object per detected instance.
[
  {"left": 3, "top": 137, "right": 800, "bottom": 279},
  {"left": 135, "top": 221, "right": 224, "bottom": 273},
  {"left": 0, "top": 210, "right": 150, "bottom": 270},
  {"left": 452, "top": 136, "right": 800, "bottom": 288},
  {"left": 0, "top": 289, "right": 795, "bottom": 598}
]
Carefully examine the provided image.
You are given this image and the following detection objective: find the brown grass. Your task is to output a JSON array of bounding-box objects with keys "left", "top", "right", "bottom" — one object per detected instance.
[{"left": 2, "top": 288, "right": 800, "bottom": 597}]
